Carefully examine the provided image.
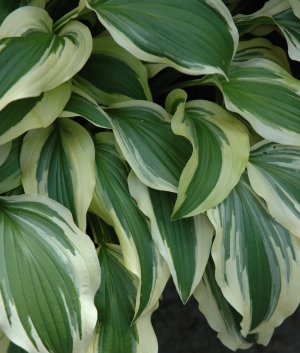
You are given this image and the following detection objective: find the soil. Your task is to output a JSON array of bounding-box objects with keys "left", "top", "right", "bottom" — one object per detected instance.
[{"left": 152, "top": 279, "right": 300, "bottom": 353}]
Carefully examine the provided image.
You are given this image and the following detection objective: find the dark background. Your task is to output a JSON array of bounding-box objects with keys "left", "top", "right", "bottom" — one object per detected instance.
[{"left": 152, "top": 280, "right": 300, "bottom": 353}]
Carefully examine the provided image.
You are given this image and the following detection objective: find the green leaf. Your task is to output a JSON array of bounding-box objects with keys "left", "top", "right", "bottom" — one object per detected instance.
[
  {"left": 234, "top": 1, "right": 300, "bottom": 62},
  {"left": 0, "top": 136, "right": 23, "bottom": 194},
  {"left": 89, "top": 132, "right": 169, "bottom": 320},
  {"left": 86, "top": 0, "right": 238, "bottom": 77},
  {"left": 129, "top": 172, "right": 213, "bottom": 303},
  {"left": 248, "top": 140, "right": 300, "bottom": 238},
  {"left": 0, "top": 194, "right": 100, "bottom": 353},
  {"left": 87, "top": 214, "right": 160, "bottom": 353},
  {"left": 168, "top": 89, "right": 249, "bottom": 219},
  {"left": 0, "top": 81, "right": 71, "bottom": 145},
  {"left": 60, "top": 86, "right": 112, "bottom": 129},
  {"left": 74, "top": 33, "right": 152, "bottom": 106},
  {"left": 207, "top": 173, "right": 300, "bottom": 336},
  {"left": 20, "top": 118, "right": 96, "bottom": 231},
  {"left": 234, "top": 37, "right": 291, "bottom": 73},
  {"left": 0, "top": 0, "right": 45, "bottom": 26},
  {"left": 106, "top": 100, "right": 192, "bottom": 193},
  {"left": 211, "top": 58, "right": 300, "bottom": 146},
  {"left": 0, "top": 141, "right": 11, "bottom": 168},
  {"left": 0, "top": 7, "right": 92, "bottom": 111},
  {"left": 194, "top": 257, "right": 274, "bottom": 351}
]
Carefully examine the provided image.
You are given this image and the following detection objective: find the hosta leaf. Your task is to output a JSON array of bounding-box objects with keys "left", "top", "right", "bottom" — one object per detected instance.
[
  {"left": 0, "top": 7, "right": 92, "bottom": 111},
  {"left": 168, "top": 90, "right": 249, "bottom": 219},
  {"left": 234, "top": 37, "right": 291, "bottom": 73},
  {"left": 0, "top": 194, "right": 100, "bottom": 353},
  {"left": 87, "top": 214, "right": 160, "bottom": 353},
  {"left": 85, "top": 0, "right": 238, "bottom": 77},
  {"left": 0, "top": 331, "right": 27, "bottom": 353},
  {"left": 74, "top": 33, "right": 152, "bottom": 106},
  {"left": 207, "top": 173, "right": 300, "bottom": 336},
  {"left": 87, "top": 306, "right": 159, "bottom": 353},
  {"left": 248, "top": 140, "right": 300, "bottom": 238},
  {"left": 0, "top": 141, "right": 11, "bottom": 168},
  {"left": 128, "top": 172, "right": 213, "bottom": 303},
  {"left": 88, "top": 212, "right": 119, "bottom": 246},
  {"left": 106, "top": 101, "right": 192, "bottom": 193},
  {"left": 59, "top": 86, "right": 111, "bottom": 129},
  {"left": 0, "top": 81, "right": 71, "bottom": 145},
  {"left": 89, "top": 132, "right": 169, "bottom": 320},
  {"left": 0, "top": 136, "right": 22, "bottom": 195},
  {"left": 290, "top": 0, "right": 300, "bottom": 18},
  {"left": 194, "top": 257, "right": 274, "bottom": 351},
  {"left": 20, "top": 118, "right": 95, "bottom": 231},
  {"left": 234, "top": 0, "right": 300, "bottom": 62},
  {"left": 45, "top": 0, "right": 78, "bottom": 22},
  {"left": 212, "top": 58, "right": 300, "bottom": 146},
  {"left": 0, "top": 0, "right": 45, "bottom": 26}
]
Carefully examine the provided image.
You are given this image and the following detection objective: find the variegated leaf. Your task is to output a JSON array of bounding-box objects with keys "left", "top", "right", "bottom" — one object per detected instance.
[
  {"left": 87, "top": 213, "right": 162, "bottom": 353},
  {"left": 0, "top": 6, "right": 92, "bottom": 111},
  {"left": 0, "top": 81, "right": 71, "bottom": 145},
  {"left": 211, "top": 58, "right": 300, "bottom": 146},
  {"left": 168, "top": 89, "right": 249, "bottom": 219},
  {"left": 0, "top": 136, "right": 22, "bottom": 194},
  {"left": 248, "top": 140, "right": 300, "bottom": 238},
  {"left": 0, "top": 194, "right": 100, "bottom": 353},
  {"left": 85, "top": 0, "right": 238, "bottom": 77},
  {"left": 106, "top": 100, "right": 192, "bottom": 193},
  {"left": 0, "top": 141, "right": 11, "bottom": 167},
  {"left": 207, "top": 172, "right": 300, "bottom": 336},
  {"left": 128, "top": 172, "right": 213, "bottom": 303},
  {"left": 0, "top": 0, "right": 45, "bottom": 26},
  {"left": 59, "top": 86, "right": 111, "bottom": 129},
  {"left": 234, "top": 0, "right": 300, "bottom": 62},
  {"left": 74, "top": 33, "right": 152, "bottom": 106},
  {"left": 0, "top": 330, "right": 27, "bottom": 353},
  {"left": 89, "top": 132, "right": 169, "bottom": 320},
  {"left": 20, "top": 118, "right": 95, "bottom": 231},
  {"left": 194, "top": 257, "right": 274, "bottom": 351},
  {"left": 86, "top": 305, "right": 159, "bottom": 353},
  {"left": 234, "top": 37, "right": 291, "bottom": 73}
]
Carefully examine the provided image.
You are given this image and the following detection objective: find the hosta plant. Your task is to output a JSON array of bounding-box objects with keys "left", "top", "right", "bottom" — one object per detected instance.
[{"left": 1, "top": 0, "right": 300, "bottom": 352}]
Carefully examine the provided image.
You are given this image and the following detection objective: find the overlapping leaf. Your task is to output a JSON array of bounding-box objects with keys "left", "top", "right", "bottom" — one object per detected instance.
[
  {"left": 207, "top": 173, "right": 300, "bottom": 336},
  {"left": 60, "top": 86, "right": 111, "bottom": 129},
  {"left": 129, "top": 172, "right": 213, "bottom": 303},
  {"left": 106, "top": 100, "right": 192, "bottom": 193},
  {"left": 0, "top": 330, "right": 27, "bottom": 353},
  {"left": 233, "top": 37, "right": 291, "bottom": 72},
  {"left": 74, "top": 33, "right": 152, "bottom": 106},
  {"left": 0, "top": 136, "right": 22, "bottom": 194},
  {"left": 0, "top": 6, "right": 92, "bottom": 111},
  {"left": 0, "top": 0, "right": 45, "bottom": 26},
  {"left": 0, "top": 141, "right": 11, "bottom": 168},
  {"left": 168, "top": 89, "right": 249, "bottom": 219},
  {"left": 85, "top": 0, "right": 238, "bottom": 77},
  {"left": 0, "top": 81, "right": 71, "bottom": 145},
  {"left": 248, "top": 140, "right": 300, "bottom": 238},
  {"left": 234, "top": 0, "right": 300, "bottom": 62},
  {"left": 212, "top": 58, "right": 300, "bottom": 146},
  {"left": 20, "top": 118, "right": 96, "bottom": 231},
  {"left": 0, "top": 194, "right": 100, "bottom": 353},
  {"left": 87, "top": 213, "right": 160, "bottom": 353},
  {"left": 194, "top": 257, "right": 274, "bottom": 351},
  {"left": 89, "top": 132, "right": 169, "bottom": 320}
]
